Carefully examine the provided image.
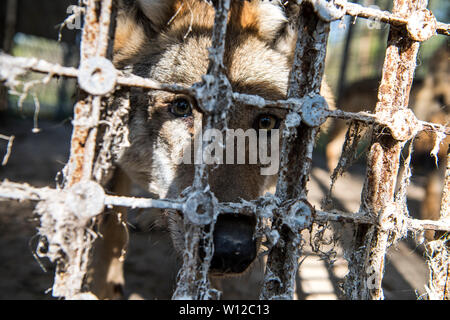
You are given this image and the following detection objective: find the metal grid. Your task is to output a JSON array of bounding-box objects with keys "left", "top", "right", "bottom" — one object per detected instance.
[{"left": 0, "top": 0, "right": 449, "bottom": 300}]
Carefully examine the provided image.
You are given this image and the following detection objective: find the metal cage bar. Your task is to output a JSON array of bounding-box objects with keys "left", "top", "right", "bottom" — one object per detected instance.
[{"left": 0, "top": 0, "right": 449, "bottom": 300}]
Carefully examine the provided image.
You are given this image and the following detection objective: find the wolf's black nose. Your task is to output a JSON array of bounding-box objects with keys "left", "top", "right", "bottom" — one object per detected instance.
[{"left": 209, "top": 214, "right": 257, "bottom": 275}]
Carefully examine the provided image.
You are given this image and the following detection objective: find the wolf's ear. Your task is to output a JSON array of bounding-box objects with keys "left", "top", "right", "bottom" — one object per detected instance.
[
  {"left": 231, "top": 0, "right": 288, "bottom": 42},
  {"left": 137, "top": 0, "right": 178, "bottom": 31},
  {"left": 272, "top": 2, "right": 300, "bottom": 65},
  {"left": 113, "top": 0, "right": 177, "bottom": 65}
]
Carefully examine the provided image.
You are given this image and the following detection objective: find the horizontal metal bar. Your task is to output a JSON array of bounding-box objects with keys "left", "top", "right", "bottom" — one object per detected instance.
[
  {"left": 342, "top": 0, "right": 449, "bottom": 36},
  {"left": 407, "top": 218, "right": 450, "bottom": 233},
  {"left": 104, "top": 195, "right": 183, "bottom": 211},
  {"left": 2, "top": 53, "right": 448, "bottom": 137},
  {"left": 0, "top": 53, "right": 192, "bottom": 95},
  {"left": 1, "top": 180, "right": 449, "bottom": 232},
  {"left": 1, "top": 54, "right": 79, "bottom": 78}
]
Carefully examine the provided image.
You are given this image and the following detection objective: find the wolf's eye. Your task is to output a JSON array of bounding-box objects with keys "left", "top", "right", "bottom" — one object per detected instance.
[
  {"left": 254, "top": 114, "right": 280, "bottom": 130},
  {"left": 170, "top": 98, "right": 193, "bottom": 117}
]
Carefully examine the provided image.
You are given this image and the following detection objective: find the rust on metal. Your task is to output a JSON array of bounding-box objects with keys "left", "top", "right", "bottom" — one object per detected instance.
[
  {"left": 67, "top": 0, "right": 115, "bottom": 186},
  {"left": 261, "top": 1, "right": 330, "bottom": 300},
  {"left": 346, "top": 0, "right": 431, "bottom": 300},
  {"left": 172, "top": 0, "right": 232, "bottom": 301},
  {"left": 0, "top": 0, "right": 449, "bottom": 301},
  {"left": 425, "top": 147, "right": 449, "bottom": 299},
  {"left": 67, "top": 100, "right": 91, "bottom": 186},
  {"left": 406, "top": 9, "right": 437, "bottom": 41}
]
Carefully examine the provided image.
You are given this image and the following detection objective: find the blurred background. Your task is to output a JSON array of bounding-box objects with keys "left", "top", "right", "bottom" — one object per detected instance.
[{"left": 0, "top": 0, "right": 448, "bottom": 300}]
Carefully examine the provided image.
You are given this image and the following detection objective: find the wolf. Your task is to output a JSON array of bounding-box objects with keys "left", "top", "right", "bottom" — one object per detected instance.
[{"left": 85, "top": 0, "right": 334, "bottom": 299}]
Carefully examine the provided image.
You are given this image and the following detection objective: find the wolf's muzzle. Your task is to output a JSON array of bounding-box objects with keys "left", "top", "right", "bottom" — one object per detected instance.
[{"left": 208, "top": 214, "right": 257, "bottom": 275}]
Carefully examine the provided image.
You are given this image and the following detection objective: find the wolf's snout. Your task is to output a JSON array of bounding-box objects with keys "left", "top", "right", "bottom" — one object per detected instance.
[{"left": 209, "top": 214, "right": 257, "bottom": 275}]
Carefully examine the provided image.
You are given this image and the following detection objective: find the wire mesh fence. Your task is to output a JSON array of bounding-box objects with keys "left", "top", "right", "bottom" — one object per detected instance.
[{"left": 0, "top": 0, "right": 449, "bottom": 300}]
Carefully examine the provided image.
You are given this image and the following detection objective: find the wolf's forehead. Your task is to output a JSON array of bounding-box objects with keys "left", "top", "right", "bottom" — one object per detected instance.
[
  {"left": 150, "top": 35, "right": 289, "bottom": 99},
  {"left": 226, "top": 37, "right": 290, "bottom": 98}
]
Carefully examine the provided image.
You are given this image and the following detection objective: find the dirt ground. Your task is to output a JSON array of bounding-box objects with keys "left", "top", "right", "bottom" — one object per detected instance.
[{"left": 0, "top": 117, "right": 432, "bottom": 300}]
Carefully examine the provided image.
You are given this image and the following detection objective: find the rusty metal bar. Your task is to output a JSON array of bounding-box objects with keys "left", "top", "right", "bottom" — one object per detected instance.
[
  {"left": 3, "top": 51, "right": 449, "bottom": 140},
  {"left": 66, "top": 0, "right": 114, "bottom": 186},
  {"left": 343, "top": 0, "right": 430, "bottom": 301},
  {"left": 0, "top": 0, "right": 449, "bottom": 301},
  {"left": 1, "top": 179, "right": 450, "bottom": 234},
  {"left": 440, "top": 148, "right": 450, "bottom": 221},
  {"left": 342, "top": 0, "right": 449, "bottom": 37},
  {"left": 425, "top": 147, "right": 449, "bottom": 299},
  {"left": 39, "top": 0, "right": 116, "bottom": 299},
  {"left": 260, "top": 1, "right": 331, "bottom": 300},
  {"left": 172, "top": 0, "right": 232, "bottom": 301}
]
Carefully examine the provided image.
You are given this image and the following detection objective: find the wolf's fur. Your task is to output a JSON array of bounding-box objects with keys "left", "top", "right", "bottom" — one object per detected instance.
[{"left": 87, "top": 0, "right": 334, "bottom": 299}]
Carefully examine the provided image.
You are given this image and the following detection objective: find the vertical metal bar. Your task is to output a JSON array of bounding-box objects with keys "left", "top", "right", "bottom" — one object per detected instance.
[
  {"left": 261, "top": 1, "right": 330, "bottom": 300},
  {"left": 172, "top": 0, "right": 231, "bottom": 300},
  {"left": 191, "top": 0, "right": 231, "bottom": 189},
  {"left": 344, "top": 0, "right": 429, "bottom": 300},
  {"left": 337, "top": 0, "right": 358, "bottom": 107},
  {"left": 48, "top": 0, "right": 116, "bottom": 299},
  {"left": 66, "top": 0, "right": 114, "bottom": 186},
  {"left": 426, "top": 147, "right": 450, "bottom": 299},
  {"left": 437, "top": 147, "right": 450, "bottom": 299},
  {"left": 3, "top": 0, "right": 445, "bottom": 301},
  {"left": 440, "top": 148, "right": 450, "bottom": 221}
]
